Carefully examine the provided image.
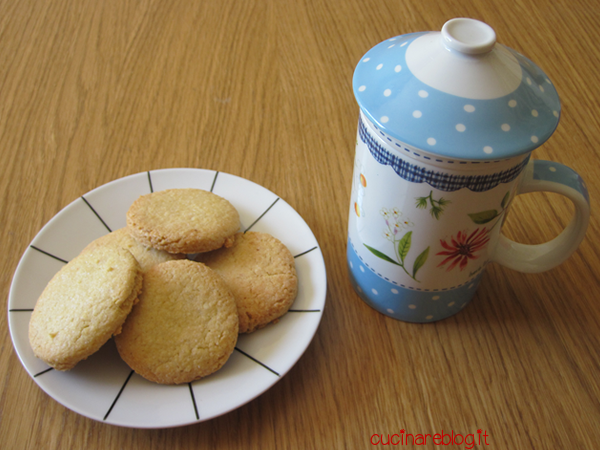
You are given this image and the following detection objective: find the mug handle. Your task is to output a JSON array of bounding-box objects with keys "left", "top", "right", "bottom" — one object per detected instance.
[{"left": 491, "top": 159, "right": 590, "bottom": 273}]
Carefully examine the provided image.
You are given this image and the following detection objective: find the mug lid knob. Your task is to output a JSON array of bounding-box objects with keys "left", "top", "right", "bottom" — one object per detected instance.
[{"left": 441, "top": 18, "right": 496, "bottom": 55}]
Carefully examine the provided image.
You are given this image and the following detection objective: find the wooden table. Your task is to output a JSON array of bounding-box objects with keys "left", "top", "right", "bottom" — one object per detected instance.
[{"left": 1, "top": 0, "right": 599, "bottom": 448}]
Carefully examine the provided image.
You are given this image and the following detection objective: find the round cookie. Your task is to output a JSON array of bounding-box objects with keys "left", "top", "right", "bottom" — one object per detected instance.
[
  {"left": 114, "top": 260, "right": 239, "bottom": 385},
  {"left": 196, "top": 232, "right": 298, "bottom": 333},
  {"left": 82, "top": 227, "right": 185, "bottom": 272},
  {"left": 29, "top": 246, "right": 143, "bottom": 371},
  {"left": 126, "top": 188, "right": 240, "bottom": 254}
]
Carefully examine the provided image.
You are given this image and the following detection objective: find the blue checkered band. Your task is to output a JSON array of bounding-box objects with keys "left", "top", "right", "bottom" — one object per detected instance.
[{"left": 358, "top": 118, "right": 529, "bottom": 192}]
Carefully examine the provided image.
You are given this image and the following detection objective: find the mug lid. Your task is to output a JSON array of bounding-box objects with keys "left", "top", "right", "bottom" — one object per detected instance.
[{"left": 353, "top": 18, "right": 561, "bottom": 160}]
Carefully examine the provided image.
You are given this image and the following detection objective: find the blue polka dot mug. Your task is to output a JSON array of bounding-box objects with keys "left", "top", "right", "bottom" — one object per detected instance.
[{"left": 347, "top": 18, "right": 590, "bottom": 323}]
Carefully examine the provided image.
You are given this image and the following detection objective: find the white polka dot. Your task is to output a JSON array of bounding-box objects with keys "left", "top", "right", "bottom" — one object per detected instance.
[
  {"left": 526, "top": 77, "right": 532, "bottom": 85},
  {"left": 408, "top": 304, "right": 416, "bottom": 309},
  {"left": 389, "top": 37, "right": 397, "bottom": 41},
  {"left": 376, "top": 63, "right": 383, "bottom": 70},
  {"left": 456, "top": 124, "right": 466, "bottom": 132},
  {"left": 553, "top": 111, "right": 559, "bottom": 117},
  {"left": 381, "top": 116, "right": 389, "bottom": 123},
  {"left": 363, "top": 58, "right": 370, "bottom": 62},
  {"left": 357, "top": 286, "right": 363, "bottom": 293},
  {"left": 461, "top": 303, "right": 467, "bottom": 308},
  {"left": 400, "top": 42, "right": 408, "bottom": 47},
  {"left": 413, "top": 110, "right": 422, "bottom": 118},
  {"left": 427, "top": 137, "right": 436, "bottom": 146},
  {"left": 384, "top": 89, "right": 392, "bottom": 97},
  {"left": 418, "top": 90, "right": 429, "bottom": 98},
  {"left": 464, "top": 104, "right": 475, "bottom": 113},
  {"left": 358, "top": 85, "right": 366, "bottom": 92},
  {"left": 432, "top": 295, "right": 440, "bottom": 300},
  {"left": 546, "top": 78, "right": 552, "bottom": 84},
  {"left": 531, "top": 136, "right": 539, "bottom": 143},
  {"left": 388, "top": 44, "right": 395, "bottom": 48},
  {"left": 484, "top": 146, "right": 493, "bottom": 154},
  {"left": 549, "top": 166, "right": 557, "bottom": 172},
  {"left": 360, "top": 266, "right": 365, "bottom": 272},
  {"left": 509, "top": 99, "right": 517, "bottom": 107},
  {"left": 394, "top": 65, "right": 402, "bottom": 72},
  {"left": 391, "top": 288, "right": 399, "bottom": 294},
  {"left": 501, "top": 124, "right": 510, "bottom": 132},
  {"left": 372, "top": 288, "right": 378, "bottom": 295},
  {"left": 468, "top": 284, "right": 474, "bottom": 289},
  {"left": 387, "top": 308, "right": 394, "bottom": 314},
  {"left": 539, "top": 85, "right": 545, "bottom": 92},
  {"left": 425, "top": 315, "right": 433, "bottom": 320},
  {"left": 532, "top": 110, "right": 539, "bottom": 117},
  {"left": 448, "top": 301, "right": 455, "bottom": 307},
  {"left": 350, "top": 261, "right": 354, "bottom": 269}
]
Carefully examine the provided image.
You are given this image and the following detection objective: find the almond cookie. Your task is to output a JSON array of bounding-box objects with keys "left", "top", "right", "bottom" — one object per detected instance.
[
  {"left": 28, "top": 246, "right": 143, "bottom": 371},
  {"left": 196, "top": 232, "right": 298, "bottom": 333},
  {"left": 126, "top": 188, "right": 240, "bottom": 254},
  {"left": 82, "top": 227, "right": 185, "bottom": 272},
  {"left": 114, "top": 260, "right": 239, "bottom": 385}
]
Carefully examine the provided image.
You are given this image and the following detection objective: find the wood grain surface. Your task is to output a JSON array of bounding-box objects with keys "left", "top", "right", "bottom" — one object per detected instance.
[{"left": 1, "top": 0, "right": 599, "bottom": 448}]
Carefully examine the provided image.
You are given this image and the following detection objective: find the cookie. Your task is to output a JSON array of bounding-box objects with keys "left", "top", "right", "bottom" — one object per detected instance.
[
  {"left": 196, "top": 232, "right": 298, "bottom": 333},
  {"left": 82, "top": 227, "right": 185, "bottom": 272},
  {"left": 126, "top": 188, "right": 240, "bottom": 254},
  {"left": 28, "top": 246, "right": 143, "bottom": 371},
  {"left": 114, "top": 260, "right": 239, "bottom": 384}
]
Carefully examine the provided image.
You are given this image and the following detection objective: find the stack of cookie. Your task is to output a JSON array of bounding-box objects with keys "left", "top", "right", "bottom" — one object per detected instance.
[{"left": 29, "top": 188, "right": 298, "bottom": 385}]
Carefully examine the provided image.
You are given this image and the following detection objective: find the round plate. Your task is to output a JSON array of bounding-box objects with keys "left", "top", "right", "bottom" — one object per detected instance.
[{"left": 7, "top": 168, "right": 327, "bottom": 428}]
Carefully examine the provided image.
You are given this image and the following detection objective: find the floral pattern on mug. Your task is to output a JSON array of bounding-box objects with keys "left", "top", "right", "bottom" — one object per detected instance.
[
  {"left": 415, "top": 190, "right": 451, "bottom": 220},
  {"left": 468, "top": 191, "right": 510, "bottom": 230},
  {"left": 364, "top": 208, "right": 429, "bottom": 282},
  {"left": 436, "top": 228, "right": 490, "bottom": 272},
  {"left": 352, "top": 156, "right": 367, "bottom": 218},
  {"left": 381, "top": 207, "right": 413, "bottom": 236}
]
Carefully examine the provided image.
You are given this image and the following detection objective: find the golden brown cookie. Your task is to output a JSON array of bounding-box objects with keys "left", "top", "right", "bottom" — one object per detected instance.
[
  {"left": 126, "top": 188, "right": 240, "bottom": 254},
  {"left": 82, "top": 227, "right": 185, "bottom": 272},
  {"left": 196, "top": 232, "right": 298, "bottom": 333},
  {"left": 114, "top": 260, "right": 239, "bottom": 385},
  {"left": 28, "top": 246, "right": 143, "bottom": 371}
]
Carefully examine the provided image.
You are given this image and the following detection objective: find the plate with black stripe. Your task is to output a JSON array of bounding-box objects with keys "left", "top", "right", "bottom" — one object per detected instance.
[{"left": 7, "top": 168, "right": 327, "bottom": 428}]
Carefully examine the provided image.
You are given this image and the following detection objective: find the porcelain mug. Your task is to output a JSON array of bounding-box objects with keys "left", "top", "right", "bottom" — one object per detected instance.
[{"left": 346, "top": 19, "right": 590, "bottom": 322}]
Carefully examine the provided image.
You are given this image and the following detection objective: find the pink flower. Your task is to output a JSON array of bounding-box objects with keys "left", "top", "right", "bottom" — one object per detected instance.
[{"left": 436, "top": 228, "right": 490, "bottom": 271}]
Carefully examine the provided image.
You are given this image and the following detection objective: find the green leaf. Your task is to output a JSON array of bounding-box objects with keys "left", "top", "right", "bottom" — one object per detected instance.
[
  {"left": 468, "top": 210, "right": 499, "bottom": 224},
  {"left": 397, "top": 231, "right": 412, "bottom": 264},
  {"left": 431, "top": 206, "right": 442, "bottom": 220},
  {"left": 412, "top": 246, "right": 430, "bottom": 279},
  {"left": 415, "top": 197, "right": 428, "bottom": 209},
  {"left": 364, "top": 244, "right": 400, "bottom": 266},
  {"left": 500, "top": 191, "right": 511, "bottom": 209}
]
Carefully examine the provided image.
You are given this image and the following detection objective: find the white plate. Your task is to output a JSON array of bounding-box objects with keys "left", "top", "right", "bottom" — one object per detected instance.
[{"left": 7, "top": 168, "right": 327, "bottom": 428}]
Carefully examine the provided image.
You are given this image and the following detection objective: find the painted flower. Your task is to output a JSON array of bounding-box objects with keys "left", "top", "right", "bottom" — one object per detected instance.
[
  {"left": 393, "top": 222, "right": 403, "bottom": 234},
  {"left": 399, "top": 217, "right": 414, "bottom": 228},
  {"left": 436, "top": 228, "right": 490, "bottom": 271},
  {"left": 365, "top": 206, "right": 429, "bottom": 282}
]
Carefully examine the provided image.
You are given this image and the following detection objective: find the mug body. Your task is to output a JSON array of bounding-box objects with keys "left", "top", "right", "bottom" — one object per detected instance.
[
  {"left": 347, "top": 112, "right": 529, "bottom": 322},
  {"left": 347, "top": 19, "right": 589, "bottom": 323}
]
